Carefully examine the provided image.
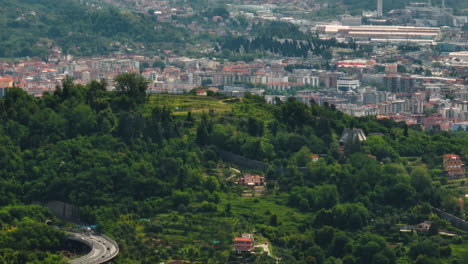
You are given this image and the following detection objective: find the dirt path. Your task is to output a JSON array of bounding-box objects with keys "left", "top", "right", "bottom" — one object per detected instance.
[{"left": 255, "top": 243, "right": 271, "bottom": 256}]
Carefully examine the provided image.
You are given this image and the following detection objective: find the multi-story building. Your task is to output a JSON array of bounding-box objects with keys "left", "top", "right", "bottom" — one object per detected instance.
[
  {"left": 337, "top": 78, "right": 360, "bottom": 92},
  {"left": 443, "top": 154, "right": 465, "bottom": 178},
  {"left": 363, "top": 91, "right": 388, "bottom": 105},
  {"left": 0, "top": 76, "right": 13, "bottom": 88},
  {"left": 0, "top": 77, "right": 14, "bottom": 98},
  {"left": 400, "top": 75, "right": 415, "bottom": 93},
  {"left": 234, "top": 233, "right": 255, "bottom": 253},
  {"left": 319, "top": 72, "right": 339, "bottom": 89},
  {"left": 237, "top": 174, "right": 265, "bottom": 186},
  {"left": 336, "top": 104, "right": 379, "bottom": 116},
  {"left": 302, "top": 76, "right": 319, "bottom": 87},
  {"left": 407, "top": 92, "right": 426, "bottom": 114},
  {"left": 385, "top": 64, "right": 398, "bottom": 74},
  {"left": 456, "top": 91, "right": 468, "bottom": 101},
  {"left": 384, "top": 75, "right": 400, "bottom": 93},
  {"left": 452, "top": 122, "right": 468, "bottom": 131},
  {"left": 266, "top": 82, "right": 302, "bottom": 91},
  {"left": 391, "top": 100, "right": 407, "bottom": 113}
]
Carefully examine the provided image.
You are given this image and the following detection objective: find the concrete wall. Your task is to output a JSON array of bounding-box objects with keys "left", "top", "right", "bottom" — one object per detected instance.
[
  {"left": 45, "top": 200, "right": 80, "bottom": 221},
  {"left": 217, "top": 149, "right": 310, "bottom": 175},
  {"left": 218, "top": 150, "right": 269, "bottom": 171},
  {"left": 432, "top": 207, "right": 468, "bottom": 231}
]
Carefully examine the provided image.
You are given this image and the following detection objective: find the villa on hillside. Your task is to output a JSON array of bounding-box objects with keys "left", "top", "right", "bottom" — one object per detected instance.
[
  {"left": 443, "top": 154, "right": 465, "bottom": 179},
  {"left": 237, "top": 173, "right": 265, "bottom": 187},
  {"left": 234, "top": 233, "right": 254, "bottom": 253}
]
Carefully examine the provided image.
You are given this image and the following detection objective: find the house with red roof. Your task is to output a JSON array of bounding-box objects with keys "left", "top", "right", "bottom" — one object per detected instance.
[
  {"left": 0, "top": 77, "right": 14, "bottom": 88},
  {"left": 234, "top": 233, "right": 254, "bottom": 253},
  {"left": 196, "top": 90, "right": 207, "bottom": 96},
  {"left": 310, "top": 154, "right": 320, "bottom": 162}
]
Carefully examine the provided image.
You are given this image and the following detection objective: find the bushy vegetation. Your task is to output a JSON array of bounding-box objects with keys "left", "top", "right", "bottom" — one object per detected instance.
[
  {"left": 1, "top": 74, "right": 468, "bottom": 263},
  {"left": 0, "top": 0, "right": 192, "bottom": 57},
  {"left": 216, "top": 21, "right": 370, "bottom": 60},
  {"left": 0, "top": 205, "right": 67, "bottom": 263},
  {"left": 342, "top": 0, "right": 467, "bottom": 15}
]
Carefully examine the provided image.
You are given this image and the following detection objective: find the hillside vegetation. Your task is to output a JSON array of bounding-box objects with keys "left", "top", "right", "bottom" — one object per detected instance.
[
  {"left": 340, "top": 0, "right": 467, "bottom": 15},
  {"left": 1, "top": 75, "right": 468, "bottom": 263},
  {"left": 0, "top": 0, "right": 190, "bottom": 58}
]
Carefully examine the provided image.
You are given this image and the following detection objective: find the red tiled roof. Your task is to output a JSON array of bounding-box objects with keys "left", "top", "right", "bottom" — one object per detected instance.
[
  {"left": 266, "top": 82, "right": 302, "bottom": 86},
  {"left": 222, "top": 67, "right": 249, "bottom": 74},
  {"left": 234, "top": 237, "right": 253, "bottom": 242},
  {"left": 0, "top": 77, "right": 13, "bottom": 82},
  {"left": 376, "top": 115, "right": 391, "bottom": 119}
]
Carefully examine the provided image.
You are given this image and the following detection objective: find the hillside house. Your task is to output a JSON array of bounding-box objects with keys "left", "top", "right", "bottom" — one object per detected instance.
[
  {"left": 196, "top": 90, "right": 207, "bottom": 96},
  {"left": 443, "top": 154, "right": 465, "bottom": 178},
  {"left": 400, "top": 221, "right": 433, "bottom": 233},
  {"left": 238, "top": 174, "right": 265, "bottom": 187},
  {"left": 234, "top": 233, "right": 254, "bottom": 253},
  {"left": 415, "top": 221, "right": 433, "bottom": 233},
  {"left": 310, "top": 154, "right": 320, "bottom": 162}
]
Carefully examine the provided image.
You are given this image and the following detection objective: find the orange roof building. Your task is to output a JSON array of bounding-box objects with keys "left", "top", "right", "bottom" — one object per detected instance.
[
  {"left": 0, "top": 77, "right": 14, "bottom": 88},
  {"left": 234, "top": 233, "right": 254, "bottom": 253}
]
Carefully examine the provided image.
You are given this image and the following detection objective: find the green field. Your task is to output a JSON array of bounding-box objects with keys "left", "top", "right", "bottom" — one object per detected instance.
[{"left": 150, "top": 95, "right": 234, "bottom": 116}]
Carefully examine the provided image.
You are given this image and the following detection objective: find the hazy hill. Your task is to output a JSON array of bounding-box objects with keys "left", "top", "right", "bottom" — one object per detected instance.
[
  {"left": 340, "top": 0, "right": 467, "bottom": 15},
  {"left": 0, "top": 0, "right": 190, "bottom": 58}
]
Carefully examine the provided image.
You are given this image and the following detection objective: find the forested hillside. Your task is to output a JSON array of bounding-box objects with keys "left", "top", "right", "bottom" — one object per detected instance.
[
  {"left": 0, "top": 0, "right": 190, "bottom": 58},
  {"left": 1, "top": 75, "right": 468, "bottom": 263},
  {"left": 0, "top": 205, "right": 68, "bottom": 263}
]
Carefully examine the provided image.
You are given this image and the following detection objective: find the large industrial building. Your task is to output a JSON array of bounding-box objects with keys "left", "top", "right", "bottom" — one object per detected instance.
[{"left": 314, "top": 25, "right": 440, "bottom": 45}]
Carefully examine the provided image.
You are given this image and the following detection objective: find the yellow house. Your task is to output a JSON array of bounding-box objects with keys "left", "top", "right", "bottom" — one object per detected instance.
[{"left": 0, "top": 77, "right": 13, "bottom": 88}]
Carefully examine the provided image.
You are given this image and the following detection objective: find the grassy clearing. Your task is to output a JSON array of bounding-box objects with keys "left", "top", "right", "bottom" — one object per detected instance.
[
  {"left": 221, "top": 193, "right": 313, "bottom": 234},
  {"left": 449, "top": 243, "right": 468, "bottom": 262},
  {"left": 149, "top": 94, "right": 233, "bottom": 116},
  {"left": 148, "top": 94, "right": 277, "bottom": 125}
]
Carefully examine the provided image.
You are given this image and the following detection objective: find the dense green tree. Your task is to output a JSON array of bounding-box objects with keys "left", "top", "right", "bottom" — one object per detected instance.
[
  {"left": 115, "top": 73, "right": 150, "bottom": 107},
  {"left": 409, "top": 239, "right": 440, "bottom": 259},
  {"left": 334, "top": 203, "right": 369, "bottom": 230}
]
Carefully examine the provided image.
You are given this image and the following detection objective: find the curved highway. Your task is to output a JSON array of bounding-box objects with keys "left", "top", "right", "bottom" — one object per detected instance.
[{"left": 68, "top": 232, "right": 119, "bottom": 264}]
